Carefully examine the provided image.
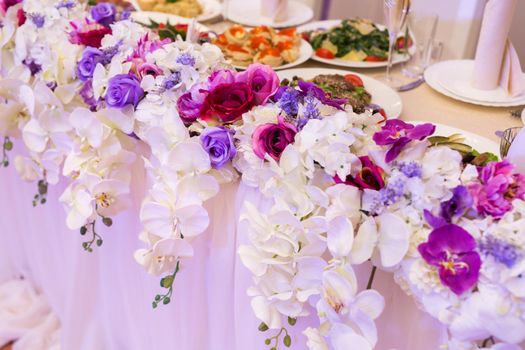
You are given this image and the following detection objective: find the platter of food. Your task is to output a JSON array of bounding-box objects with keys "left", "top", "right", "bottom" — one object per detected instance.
[
  {"left": 131, "top": 11, "right": 211, "bottom": 41},
  {"left": 133, "top": 0, "right": 222, "bottom": 22},
  {"left": 277, "top": 68, "right": 402, "bottom": 118},
  {"left": 213, "top": 25, "right": 313, "bottom": 70},
  {"left": 299, "top": 18, "right": 414, "bottom": 68}
]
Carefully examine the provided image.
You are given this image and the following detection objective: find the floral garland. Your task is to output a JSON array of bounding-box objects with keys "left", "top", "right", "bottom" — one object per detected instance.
[{"left": 1, "top": 2, "right": 525, "bottom": 350}]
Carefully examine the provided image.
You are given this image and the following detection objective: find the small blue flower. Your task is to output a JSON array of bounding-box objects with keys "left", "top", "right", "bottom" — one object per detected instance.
[
  {"left": 399, "top": 162, "right": 422, "bottom": 178},
  {"left": 163, "top": 72, "right": 182, "bottom": 90},
  {"left": 379, "top": 178, "right": 405, "bottom": 206},
  {"left": 56, "top": 0, "right": 77, "bottom": 10},
  {"left": 176, "top": 53, "right": 196, "bottom": 67},
  {"left": 479, "top": 236, "right": 521, "bottom": 268},
  {"left": 278, "top": 88, "right": 300, "bottom": 116},
  {"left": 30, "top": 13, "right": 45, "bottom": 28},
  {"left": 101, "top": 41, "right": 122, "bottom": 65},
  {"left": 297, "top": 95, "right": 321, "bottom": 130}
]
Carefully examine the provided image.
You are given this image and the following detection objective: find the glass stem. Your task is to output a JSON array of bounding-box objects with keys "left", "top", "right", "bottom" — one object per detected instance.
[{"left": 386, "top": 34, "right": 396, "bottom": 82}]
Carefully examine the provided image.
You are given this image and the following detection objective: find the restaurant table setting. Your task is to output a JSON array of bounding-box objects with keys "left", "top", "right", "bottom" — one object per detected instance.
[{"left": 0, "top": 0, "right": 524, "bottom": 350}]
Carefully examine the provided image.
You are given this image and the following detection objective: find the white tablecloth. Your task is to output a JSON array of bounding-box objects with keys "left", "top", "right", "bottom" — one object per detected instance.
[{"left": 0, "top": 156, "right": 448, "bottom": 349}]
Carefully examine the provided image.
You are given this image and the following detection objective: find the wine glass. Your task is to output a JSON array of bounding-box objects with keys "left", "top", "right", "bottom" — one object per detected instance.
[{"left": 382, "top": 0, "right": 411, "bottom": 87}]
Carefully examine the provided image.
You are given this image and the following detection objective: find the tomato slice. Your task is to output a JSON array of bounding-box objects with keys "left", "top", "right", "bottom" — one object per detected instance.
[
  {"left": 365, "top": 55, "right": 387, "bottom": 62},
  {"left": 315, "top": 48, "right": 334, "bottom": 59},
  {"left": 344, "top": 74, "right": 364, "bottom": 87},
  {"left": 301, "top": 32, "right": 310, "bottom": 42}
]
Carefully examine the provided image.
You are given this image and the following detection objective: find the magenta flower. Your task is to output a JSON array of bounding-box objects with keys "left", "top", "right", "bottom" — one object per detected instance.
[
  {"left": 208, "top": 70, "right": 236, "bottom": 90},
  {"left": 177, "top": 84, "right": 207, "bottom": 124},
  {"left": 373, "top": 120, "right": 435, "bottom": 162},
  {"left": 468, "top": 160, "right": 525, "bottom": 219},
  {"left": 418, "top": 224, "right": 481, "bottom": 295},
  {"left": 236, "top": 63, "right": 280, "bottom": 105},
  {"left": 334, "top": 156, "right": 386, "bottom": 191},
  {"left": 252, "top": 116, "right": 297, "bottom": 161}
]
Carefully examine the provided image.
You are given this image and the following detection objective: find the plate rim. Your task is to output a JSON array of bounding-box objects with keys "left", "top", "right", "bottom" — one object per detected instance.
[
  {"left": 130, "top": 11, "right": 211, "bottom": 31},
  {"left": 297, "top": 19, "right": 412, "bottom": 69},
  {"left": 232, "top": 39, "right": 313, "bottom": 71},
  {"left": 225, "top": 0, "right": 314, "bottom": 28},
  {"left": 411, "top": 120, "right": 500, "bottom": 154},
  {"left": 425, "top": 60, "right": 525, "bottom": 107},
  {"left": 276, "top": 67, "right": 403, "bottom": 119},
  {"left": 131, "top": 0, "right": 222, "bottom": 23}
]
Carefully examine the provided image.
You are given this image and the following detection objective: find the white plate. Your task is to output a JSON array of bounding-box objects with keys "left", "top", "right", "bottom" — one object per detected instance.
[
  {"left": 425, "top": 60, "right": 525, "bottom": 107},
  {"left": 225, "top": 0, "right": 314, "bottom": 28},
  {"left": 277, "top": 68, "right": 402, "bottom": 119},
  {"left": 436, "top": 60, "right": 525, "bottom": 104},
  {"left": 131, "top": 0, "right": 222, "bottom": 23},
  {"left": 233, "top": 39, "right": 313, "bottom": 71},
  {"left": 412, "top": 121, "right": 499, "bottom": 155},
  {"left": 298, "top": 20, "right": 413, "bottom": 69},
  {"left": 131, "top": 11, "right": 210, "bottom": 32}
]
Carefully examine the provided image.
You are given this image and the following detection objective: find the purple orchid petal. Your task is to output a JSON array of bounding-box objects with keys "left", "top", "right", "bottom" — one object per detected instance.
[
  {"left": 438, "top": 251, "right": 481, "bottom": 295},
  {"left": 424, "top": 209, "right": 448, "bottom": 229},
  {"left": 385, "top": 137, "right": 411, "bottom": 163},
  {"left": 406, "top": 123, "right": 436, "bottom": 140}
]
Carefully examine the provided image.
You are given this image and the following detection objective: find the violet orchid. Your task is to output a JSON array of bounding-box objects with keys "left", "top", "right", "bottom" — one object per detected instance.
[
  {"left": 373, "top": 120, "right": 435, "bottom": 163},
  {"left": 418, "top": 224, "right": 481, "bottom": 295}
]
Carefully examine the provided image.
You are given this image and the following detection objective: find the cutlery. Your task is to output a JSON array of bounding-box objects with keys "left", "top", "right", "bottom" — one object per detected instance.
[{"left": 397, "top": 77, "right": 425, "bottom": 92}]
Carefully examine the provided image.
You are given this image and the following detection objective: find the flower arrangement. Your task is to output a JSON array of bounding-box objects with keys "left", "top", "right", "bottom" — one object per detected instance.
[{"left": 1, "top": 2, "right": 525, "bottom": 350}]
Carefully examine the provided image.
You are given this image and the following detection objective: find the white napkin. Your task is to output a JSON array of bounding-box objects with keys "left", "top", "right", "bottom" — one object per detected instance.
[
  {"left": 472, "top": 0, "right": 525, "bottom": 97},
  {"left": 507, "top": 127, "right": 525, "bottom": 174},
  {"left": 260, "top": 0, "right": 289, "bottom": 23}
]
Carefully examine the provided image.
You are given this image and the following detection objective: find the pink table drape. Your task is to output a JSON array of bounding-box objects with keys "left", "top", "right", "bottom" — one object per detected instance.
[{"left": 0, "top": 161, "right": 447, "bottom": 349}]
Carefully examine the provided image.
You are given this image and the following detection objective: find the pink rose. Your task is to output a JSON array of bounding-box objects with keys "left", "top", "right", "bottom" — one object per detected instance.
[
  {"left": 208, "top": 70, "right": 236, "bottom": 90},
  {"left": 252, "top": 116, "right": 297, "bottom": 161},
  {"left": 236, "top": 63, "right": 280, "bottom": 105}
]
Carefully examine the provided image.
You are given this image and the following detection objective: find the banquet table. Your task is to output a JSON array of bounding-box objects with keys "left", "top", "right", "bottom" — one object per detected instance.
[{"left": 1, "top": 20, "right": 523, "bottom": 350}]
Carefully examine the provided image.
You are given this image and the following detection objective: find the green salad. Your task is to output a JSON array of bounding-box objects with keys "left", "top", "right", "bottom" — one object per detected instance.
[{"left": 304, "top": 18, "right": 410, "bottom": 62}]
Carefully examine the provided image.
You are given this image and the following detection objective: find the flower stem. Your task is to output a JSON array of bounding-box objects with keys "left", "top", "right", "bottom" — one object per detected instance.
[
  {"left": 152, "top": 261, "right": 180, "bottom": 308},
  {"left": 366, "top": 265, "right": 377, "bottom": 290}
]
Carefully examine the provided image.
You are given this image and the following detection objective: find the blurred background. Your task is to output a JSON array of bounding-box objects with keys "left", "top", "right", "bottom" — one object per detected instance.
[{"left": 267, "top": 0, "right": 525, "bottom": 65}]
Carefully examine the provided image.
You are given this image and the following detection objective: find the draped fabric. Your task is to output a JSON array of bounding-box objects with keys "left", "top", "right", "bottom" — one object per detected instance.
[{"left": 0, "top": 163, "right": 447, "bottom": 349}]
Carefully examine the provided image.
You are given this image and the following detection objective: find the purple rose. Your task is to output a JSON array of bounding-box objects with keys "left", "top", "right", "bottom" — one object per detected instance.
[
  {"left": 418, "top": 224, "right": 481, "bottom": 295},
  {"left": 252, "top": 116, "right": 297, "bottom": 161},
  {"left": 105, "top": 74, "right": 144, "bottom": 108},
  {"left": 202, "top": 82, "right": 254, "bottom": 123},
  {"left": 77, "top": 47, "right": 103, "bottom": 81},
  {"left": 468, "top": 160, "right": 525, "bottom": 219},
  {"left": 200, "top": 126, "right": 237, "bottom": 169},
  {"left": 177, "top": 85, "right": 207, "bottom": 124},
  {"left": 373, "top": 120, "right": 436, "bottom": 163},
  {"left": 91, "top": 3, "right": 116, "bottom": 27},
  {"left": 236, "top": 63, "right": 280, "bottom": 105}
]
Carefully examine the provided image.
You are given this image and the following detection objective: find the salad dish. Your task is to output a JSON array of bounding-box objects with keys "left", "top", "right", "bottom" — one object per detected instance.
[{"left": 299, "top": 18, "right": 413, "bottom": 68}]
